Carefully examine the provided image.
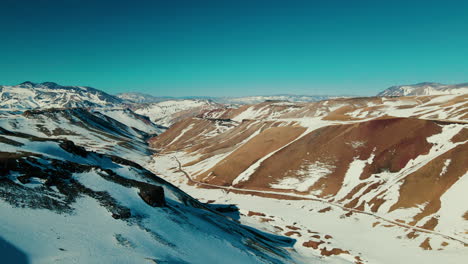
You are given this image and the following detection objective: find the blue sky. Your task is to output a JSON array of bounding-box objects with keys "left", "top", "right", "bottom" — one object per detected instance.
[{"left": 1, "top": 0, "right": 467, "bottom": 96}]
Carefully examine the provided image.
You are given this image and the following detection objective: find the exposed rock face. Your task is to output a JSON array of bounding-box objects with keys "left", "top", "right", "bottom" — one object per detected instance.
[
  {"left": 139, "top": 185, "right": 166, "bottom": 207},
  {"left": 210, "top": 204, "right": 239, "bottom": 213},
  {"left": 59, "top": 140, "right": 88, "bottom": 157},
  {"left": 111, "top": 208, "right": 132, "bottom": 219}
]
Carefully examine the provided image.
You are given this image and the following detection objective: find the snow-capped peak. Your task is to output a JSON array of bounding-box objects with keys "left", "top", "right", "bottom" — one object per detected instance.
[{"left": 378, "top": 82, "right": 468, "bottom": 96}]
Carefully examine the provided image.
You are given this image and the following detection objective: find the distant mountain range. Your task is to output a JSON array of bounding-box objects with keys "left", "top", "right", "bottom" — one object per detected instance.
[
  {"left": 378, "top": 82, "right": 468, "bottom": 96},
  {"left": 120, "top": 82, "right": 468, "bottom": 103},
  {"left": 2, "top": 81, "right": 468, "bottom": 112},
  {"left": 117, "top": 92, "right": 338, "bottom": 105},
  {"left": 116, "top": 92, "right": 178, "bottom": 104}
]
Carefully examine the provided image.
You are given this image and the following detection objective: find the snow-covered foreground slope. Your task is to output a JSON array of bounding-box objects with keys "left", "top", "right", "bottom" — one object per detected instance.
[
  {"left": 0, "top": 128, "right": 302, "bottom": 264},
  {"left": 149, "top": 94, "right": 468, "bottom": 263},
  {"left": 0, "top": 81, "right": 122, "bottom": 110}
]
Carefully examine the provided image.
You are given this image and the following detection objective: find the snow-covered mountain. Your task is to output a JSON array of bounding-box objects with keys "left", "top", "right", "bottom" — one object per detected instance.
[
  {"left": 0, "top": 126, "right": 300, "bottom": 264},
  {"left": 0, "top": 81, "right": 123, "bottom": 110},
  {"left": 378, "top": 82, "right": 468, "bottom": 96},
  {"left": 0, "top": 108, "right": 162, "bottom": 162}
]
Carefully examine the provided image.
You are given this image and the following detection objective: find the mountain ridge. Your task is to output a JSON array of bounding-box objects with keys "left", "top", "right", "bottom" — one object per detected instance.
[
  {"left": 378, "top": 82, "right": 468, "bottom": 96},
  {"left": 0, "top": 81, "right": 122, "bottom": 110}
]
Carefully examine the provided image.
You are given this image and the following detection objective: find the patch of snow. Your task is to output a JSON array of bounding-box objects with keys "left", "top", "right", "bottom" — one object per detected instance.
[
  {"left": 436, "top": 171, "right": 468, "bottom": 239},
  {"left": 439, "top": 159, "right": 452, "bottom": 177},
  {"left": 270, "top": 161, "right": 335, "bottom": 193}
]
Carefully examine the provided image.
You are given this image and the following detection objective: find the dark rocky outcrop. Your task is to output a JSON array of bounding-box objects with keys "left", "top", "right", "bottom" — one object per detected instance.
[
  {"left": 111, "top": 208, "right": 132, "bottom": 219},
  {"left": 139, "top": 185, "right": 166, "bottom": 207},
  {"left": 59, "top": 140, "right": 88, "bottom": 157},
  {"left": 210, "top": 204, "right": 239, "bottom": 213},
  {"left": 17, "top": 176, "right": 30, "bottom": 184}
]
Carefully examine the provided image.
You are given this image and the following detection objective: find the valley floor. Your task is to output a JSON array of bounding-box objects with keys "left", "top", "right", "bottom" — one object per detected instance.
[{"left": 148, "top": 153, "right": 468, "bottom": 264}]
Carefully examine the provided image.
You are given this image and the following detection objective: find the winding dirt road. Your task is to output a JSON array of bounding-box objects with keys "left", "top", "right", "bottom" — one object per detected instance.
[{"left": 172, "top": 156, "right": 468, "bottom": 246}]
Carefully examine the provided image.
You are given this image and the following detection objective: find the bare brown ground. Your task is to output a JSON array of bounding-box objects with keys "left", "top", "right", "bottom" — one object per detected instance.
[
  {"left": 274, "top": 226, "right": 284, "bottom": 231},
  {"left": 406, "top": 231, "right": 419, "bottom": 239},
  {"left": 420, "top": 238, "right": 432, "bottom": 250},
  {"left": 284, "top": 231, "right": 301, "bottom": 237},
  {"left": 247, "top": 211, "right": 266, "bottom": 217},
  {"left": 320, "top": 247, "right": 350, "bottom": 256},
  {"left": 452, "top": 128, "right": 468, "bottom": 143},
  {"left": 355, "top": 256, "right": 365, "bottom": 264},
  {"left": 420, "top": 217, "right": 439, "bottom": 231},
  {"left": 302, "top": 240, "right": 324, "bottom": 249},
  {"left": 150, "top": 118, "right": 216, "bottom": 151},
  {"left": 318, "top": 207, "right": 332, "bottom": 213}
]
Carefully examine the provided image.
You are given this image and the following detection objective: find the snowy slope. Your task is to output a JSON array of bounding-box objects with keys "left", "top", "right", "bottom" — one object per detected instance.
[
  {"left": 378, "top": 82, "right": 468, "bottom": 96},
  {"left": 0, "top": 128, "right": 302, "bottom": 264},
  {"left": 97, "top": 108, "right": 165, "bottom": 135},
  {"left": 0, "top": 81, "right": 122, "bottom": 110}
]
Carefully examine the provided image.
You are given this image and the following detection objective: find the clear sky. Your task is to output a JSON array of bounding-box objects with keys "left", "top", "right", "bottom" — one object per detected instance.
[{"left": 1, "top": 0, "right": 467, "bottom": 96}]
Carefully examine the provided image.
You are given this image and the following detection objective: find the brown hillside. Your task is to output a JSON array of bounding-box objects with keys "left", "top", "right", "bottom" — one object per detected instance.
[
  {"left": 195, "top": 126, "right": 306, "bottom": 185},
  {"left": 235, "top": 118, "right": 442, "bottom": 198}
]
